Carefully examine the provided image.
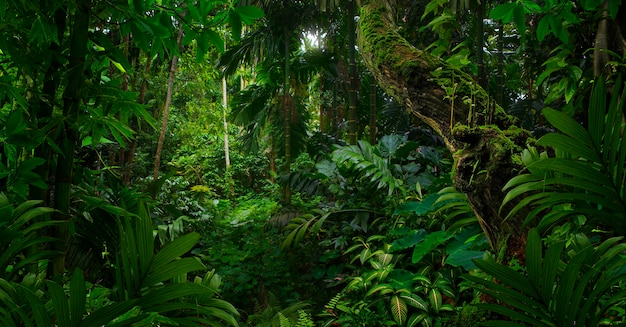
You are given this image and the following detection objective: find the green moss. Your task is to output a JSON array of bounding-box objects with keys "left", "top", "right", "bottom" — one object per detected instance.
[{"left": 359, "top": 2, "right": 436, "bottom": 80}]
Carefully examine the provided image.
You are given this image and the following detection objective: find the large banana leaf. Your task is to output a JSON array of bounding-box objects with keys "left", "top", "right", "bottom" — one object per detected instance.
[
  {"left": 502, "top": 77, "right": 626, "bottom": 234},
  {"left": 466, "top": 228, "right": 626, "bottom": 326}
]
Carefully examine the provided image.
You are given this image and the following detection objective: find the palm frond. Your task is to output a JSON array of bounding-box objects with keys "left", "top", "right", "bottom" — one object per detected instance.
[
  {"left": 502, "top": 77, "right": 626, "bottom": 234},
  {"left": 0, "top": 193, "right": 59, "bottom": 280},
  {"left": 467, "top": 228, "right": 626, "bottom": 326}
]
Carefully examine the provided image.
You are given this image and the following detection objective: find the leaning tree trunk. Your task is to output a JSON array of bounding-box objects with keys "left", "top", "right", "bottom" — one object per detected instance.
[{"left": 358, "top": 0, "right": 530, "bottom": 256}]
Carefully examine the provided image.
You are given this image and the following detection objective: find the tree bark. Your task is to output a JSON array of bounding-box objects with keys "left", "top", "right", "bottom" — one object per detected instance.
[
  {"left": 358, "top": 0, "right": 529, "bottom": 254},
  {"left": 476, "top": 0, "right": 486, "bottom": 90},
  {"left": 50, "top": 0, "right": 90, "bottom": 277},
  {"left": 153, "top": 25, "right": 184, "bottom": 181}
]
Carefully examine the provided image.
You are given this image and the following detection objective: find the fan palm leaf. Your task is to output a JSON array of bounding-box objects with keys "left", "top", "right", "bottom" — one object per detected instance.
[
  {"left": 502, "top": 77, "right": 626, "bottom": 234},
  {"left": 466, "top": 228, "right": 626, "bottom": 326},
  {"left": 113, "top": 199, "right": 239, "bottom": 326}
]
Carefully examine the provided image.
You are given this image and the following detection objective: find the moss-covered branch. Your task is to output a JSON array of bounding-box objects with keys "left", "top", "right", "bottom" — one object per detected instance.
[
  {"left": 357, "top": 0, "right": 529, "bottom": 252},
  {"left": 358, "top": 0, "right": 514, "bottom": 153}
]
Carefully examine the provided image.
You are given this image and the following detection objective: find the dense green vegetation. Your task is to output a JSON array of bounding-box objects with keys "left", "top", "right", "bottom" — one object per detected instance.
[{"left": 1, "top": 0, "right": 626, "bottom": 326}]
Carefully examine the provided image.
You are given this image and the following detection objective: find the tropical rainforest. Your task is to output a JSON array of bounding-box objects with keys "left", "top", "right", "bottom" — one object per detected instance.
[{"left": 1, "top": 0, "right": 626, "bottom": 326}]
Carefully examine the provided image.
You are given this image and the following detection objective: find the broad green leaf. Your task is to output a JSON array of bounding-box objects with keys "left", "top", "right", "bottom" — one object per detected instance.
[
  {"left": 389, "top": 229, "right": 427, "bottom": 252},
  {"left": 412, "top": 231, "right": 453, "bottom": 263},
  {"left": 228, "top": 11, "right": 242, "bottom": 43},
  {"left": 401, "top": 294, "right": 428, "bottom": 312},
  {"left": 489, "top": 3, "right": 516, "bottom": 22},
  {"left": 542, "top": 108, "right": 591, "bottom": 144},
  {"left": 540, "top": 240, "right": 565, "bottom": 304},
  {"left": 80, "top": 301, "right": 137, "bottom": 327},
  {"left": 394, "top": 193, "right": 440, "bottom": 216},
  {"left": 47, "top": 280, "right": 70, "bottom": 327},
  {"left": 445, "top": 250, "right": 484, "bottom": 270},
  {"left": 390, "top": 295, "right": 407, "bottom": 325},
  {"left": 19, "top": 283, "right": 52, "bottom": 327},
  {"left": 150, "top": 232, "right": 200, "bottom": 271},
  {"left": 234, "top": 6, "right": 264, "bottom": 25},
  {"left": 472, "top": 259, "right": 540, "bottom": 299},
  {"left": 206, "top": 29, "right": 224, "bottom": 52},
  {"left": 69, "top": 269, "right": 86, "bottom": 325},
  {"left": 428, "top": 288, "right": 442, "bottom": 313},
  {"left": 536, "top": 133, "right": 599, "bottom": 162},
  {"left": 142, "top": 258, "right": 205, "bottom": 287},
  {"left": 196, "top": 30, "right": 209, "bottom": 62}
]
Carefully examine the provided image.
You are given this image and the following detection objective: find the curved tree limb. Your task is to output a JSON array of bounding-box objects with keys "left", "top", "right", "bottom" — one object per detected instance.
[{"left": 358, "top": 0, "right": 529, "bottom": 253}]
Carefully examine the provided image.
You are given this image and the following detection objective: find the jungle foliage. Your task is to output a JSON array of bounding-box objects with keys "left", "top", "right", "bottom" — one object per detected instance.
[{"left": 1, "top": 0, "right": 626, "bottom": 326}]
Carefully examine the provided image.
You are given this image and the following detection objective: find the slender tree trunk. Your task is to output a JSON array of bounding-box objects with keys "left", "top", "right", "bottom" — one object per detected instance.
[
  {"left": 476, "top": 0, "right": 486, "bottom": 90},
  {"left": 283, "top": 30, "right": 292, "bottom": 204},
  {"left": 497, "top": 22, "right": 504, "bottom": 106},
  {"left": 153, "top": 25, "right": 184, "bottom": 181},
  {"left": 347, "top": 0, "right": 358, "bottom": 145},
  {"left": 222, "top": 42, "right": 235, "bottom": 199},
  {"left": 369, "top": 75, "right": 377, "bottom": 144},
  {"left": 223, "top": 77, "right": 231, "bottom": 170},
  {"left": 50, "top": 1, "right": 90, "bottom": 277},
  {"left": 594, "top": 0, "right": 610, "bottom": 77},
  {"left": 123, "top": 55, "right": 152, "bottom": 185},
  {"left": 358, "top": 0, "right": 529, "bottom": 255}
]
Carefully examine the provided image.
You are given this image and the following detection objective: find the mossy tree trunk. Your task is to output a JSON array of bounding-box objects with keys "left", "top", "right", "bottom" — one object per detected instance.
[{"left": 358, "top": 0, "right": 530, "bottom": 255}]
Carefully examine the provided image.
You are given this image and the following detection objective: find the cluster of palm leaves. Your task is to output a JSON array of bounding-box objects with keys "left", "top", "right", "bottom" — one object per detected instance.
[
  {"left": 0, "top": 191, "right": 239, "bottom": 326},
  {"left": 502, "top": 77, "right": 626, "bottom": 234},
  {"left": 470, "top": 77, "right": 626, "bottom": 324}
]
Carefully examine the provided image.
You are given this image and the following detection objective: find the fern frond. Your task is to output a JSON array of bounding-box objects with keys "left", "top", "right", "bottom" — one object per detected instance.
[
  {"left": 278, "top": 312, "right": 291, "bottom": 327},
  {"left": 295, "top": 310, "right": 314, "bottom": 327},
  {"left": 332, "top": 141, "right": 401, "bottom": 196},
  {"left": 325, "top": 292, "right": 343, "bottom": 311}
]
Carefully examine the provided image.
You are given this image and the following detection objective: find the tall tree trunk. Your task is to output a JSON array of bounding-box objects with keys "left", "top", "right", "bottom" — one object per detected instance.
[
  {"left": 369, "top": 75, "right": 377, "bottom": 144},
  {"left": 347, "top": 0, "right": 359, "bottom": 145},
  {"left": 497, "top": 21, "right": 504, "bottom": 106},
  {"left": 476, "top": 0, "right": 486, "bottom": 90},
  {"left": 50, "top": 1, "right": 90, "bottom": 277},
  {"left": 358, "top": 0, "right": 529, "bottom": 255},
  {"left": 222, "top": 42, "right": 235, "bottom": 199},
  {"left": 153, "top": 25, "right": 184, "bottom": 181},
  {"left": 594, "top": 0, "right": 610, "bottom": 77},
  {"left": 123, "top": 55, "right": 152, "bottom": 185},
  {"left": 31, "top": 6, "right": 66, "bottom": 203},
  {"left": 283, "top": 30, "right": 292, "bottom": 204}
]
